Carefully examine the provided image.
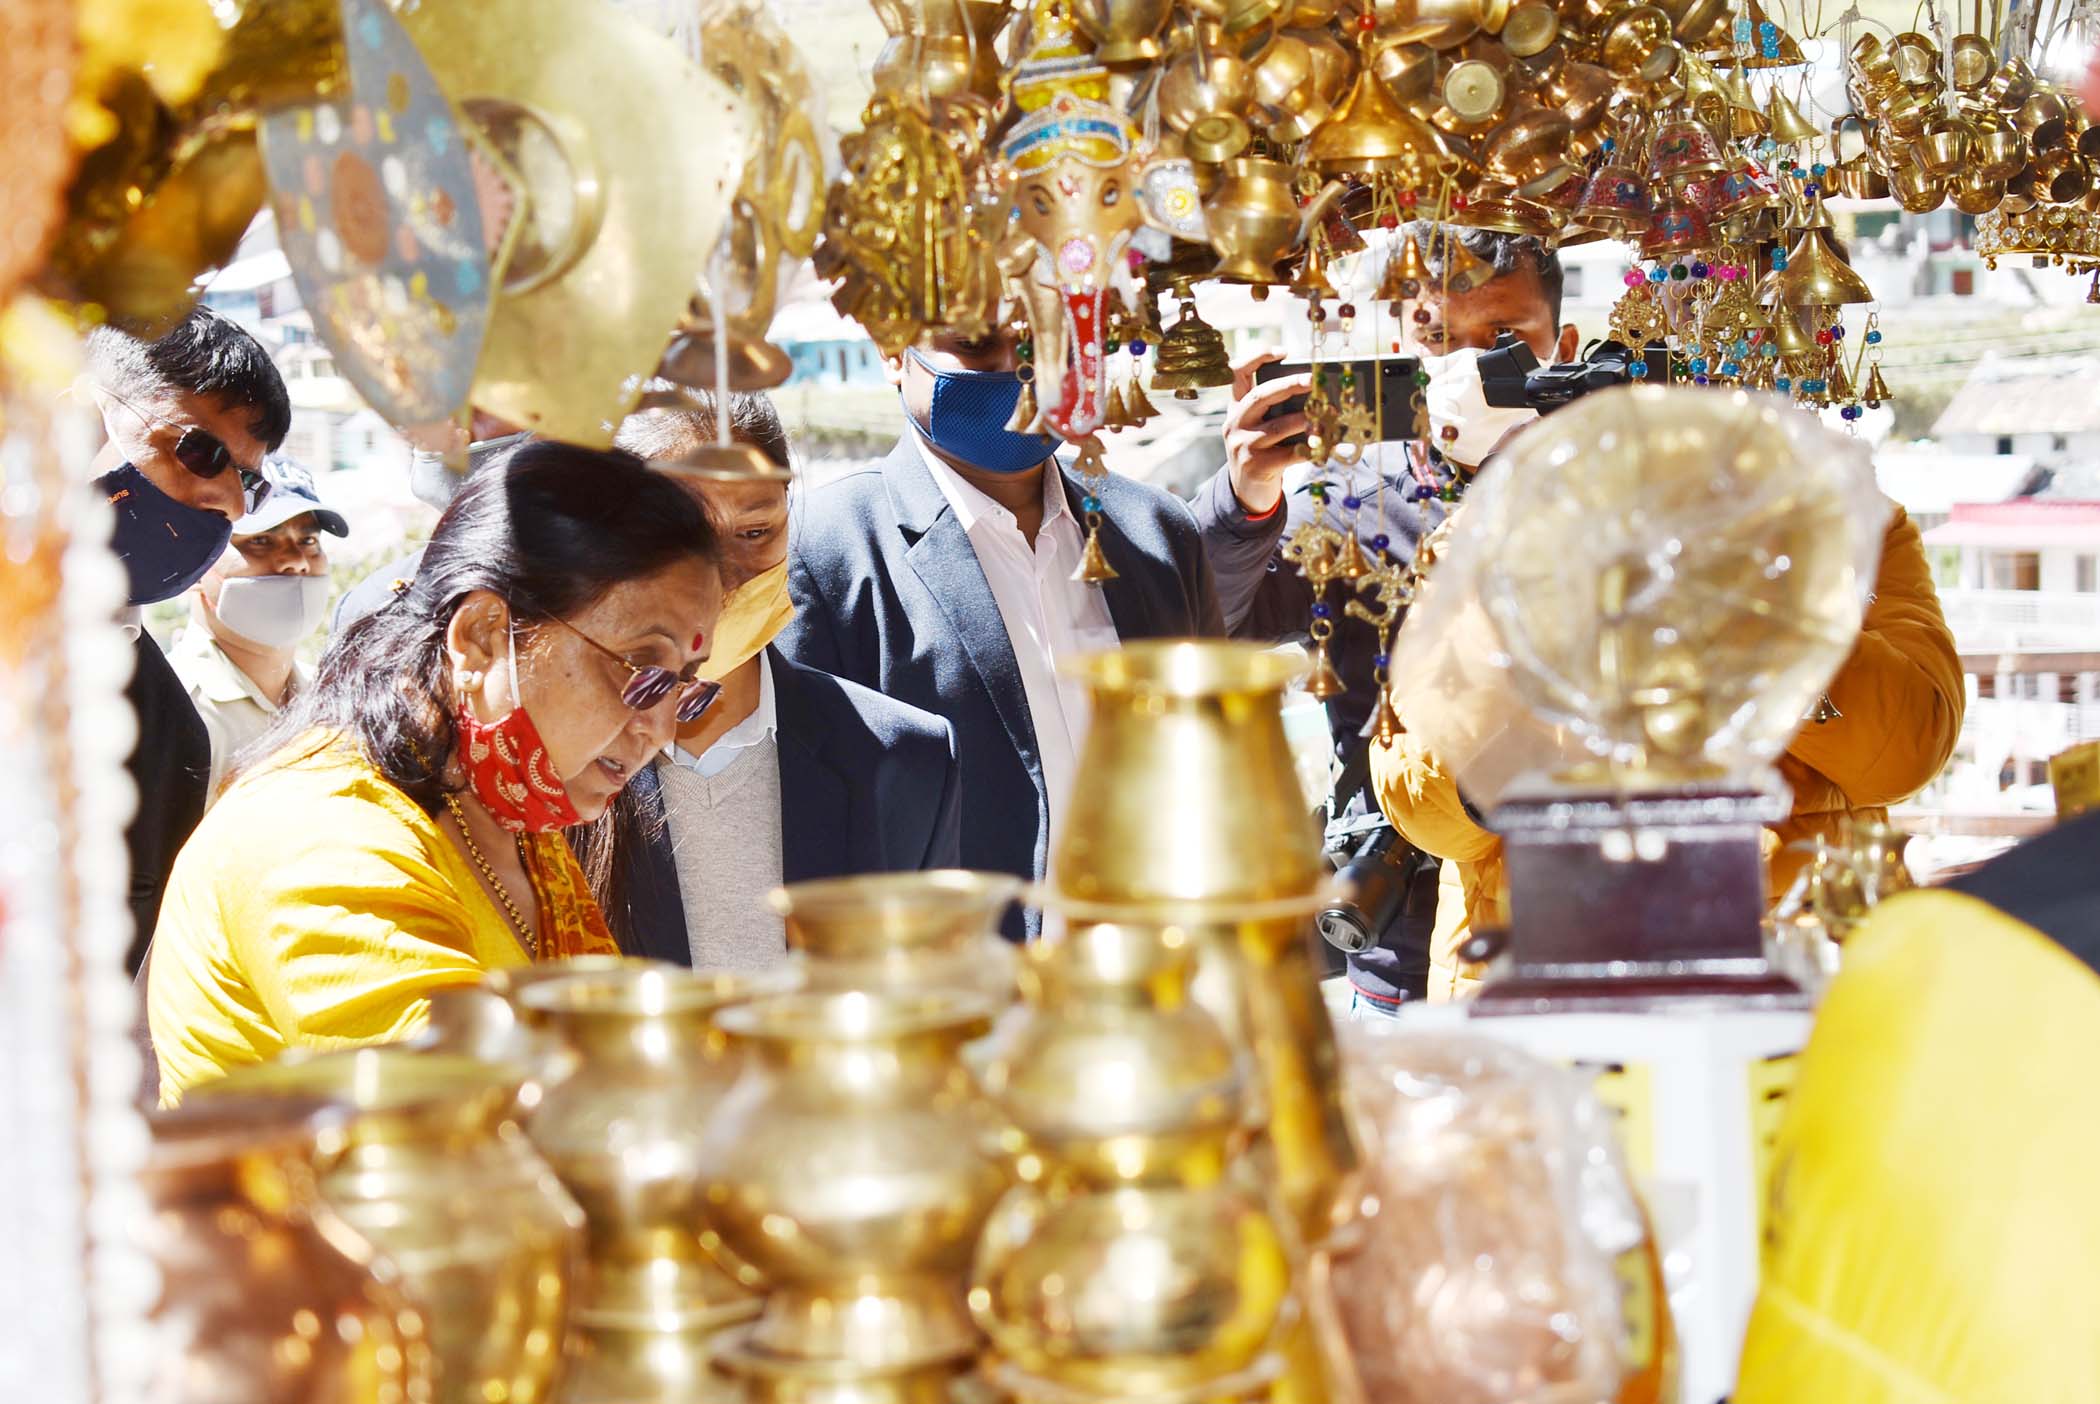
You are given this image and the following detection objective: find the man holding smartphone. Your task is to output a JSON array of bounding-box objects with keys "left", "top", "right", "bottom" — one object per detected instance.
[{"left": 1189, "top": 223, "right": 1577, "bottom": 1014}]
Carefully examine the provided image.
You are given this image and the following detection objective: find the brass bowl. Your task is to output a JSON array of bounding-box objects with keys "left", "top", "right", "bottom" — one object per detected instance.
[
  {"left": 1889, "top": 159, "right": 1947, "bottom": 213},
  {"left": 1951, "top": 168, "right": 2005, "bottom": 215},
  {"left": 1973, "top": 123, "right": 2029, "bottom": 181}
]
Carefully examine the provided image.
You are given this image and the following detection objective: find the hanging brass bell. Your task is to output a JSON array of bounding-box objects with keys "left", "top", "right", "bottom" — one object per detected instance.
[
  {"left": 1304, "top": 641, "right": 1344, "bottom": 700},
  {"left": 1863, "top": 362, "right": 1892, "bottom": 405},
  {"left": 1103, "top": 381, "right": 1133, "bottom": 431},
  {"left": 1720, "top": 64, "right": 1767, "bottom": 137},
  {"left": 1369, "top": 691, "right": 1403, "bottom": 747},
  {"left": 1438, "top": 232, "right": 1495, "bottom": 293},
  {"left": 1126, "top": 378, "right": 1161, "bottom": 423},
  {"left": 1005, "top": 376, "right": 1041, "bottom": 433},
  {"left": 1776, "top": 225, "right": 1874, "bottom": 304},
  {"left": 1294, "top": 235, "right": 1339, "bottom": 298},
  {"left": 1150, "top": 298, "right": 1234, "bottom": 398},
  {"left": 1826, "top": 352, "right": 1855, "bottom": 400},
  {"left": 1377, "top": 233, "right": 1433, "bottom": 304},
  {"left": 1334, "top": 531, "right": 1371, "bottom": 581},
  {"left": 1771, "top": 306, "right": 1817, "bottom": 357},
  {"left": 1765, "top": 88, "right": 1821, "bottom": 144},
  {"left": 1073, "top": 522, "right": 1121, "bottom": 584}
]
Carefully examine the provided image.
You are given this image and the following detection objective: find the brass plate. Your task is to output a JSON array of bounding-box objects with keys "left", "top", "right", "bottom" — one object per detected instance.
[{"left": 398, "top": 0, "right": 753, "bottom": 448}]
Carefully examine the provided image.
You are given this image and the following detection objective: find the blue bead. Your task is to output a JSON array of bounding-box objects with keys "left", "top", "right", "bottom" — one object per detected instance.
[
  {"left": 1374, "top": 653, "right": 1390, "bottom": 668},
  {"left": 1804, "top": 378, "right": 1827, "bottom": 393},
  {"left": 1694, "top": 373, "right": 1711, "bottom": 386},
  {"left": 1865, "top": 329, "right": 1883, "bottom": 344},
  {"left": 1690, "top": 261, "right": 1710, "bottom": 278},
  {"left": 1759, "top": 19, "right": 1776, "bottom": 32},
  {"left": 1649, "top": 267, "right": 1669, "bottom": 283},
  {"left": 1689, "top": 357, "right": 1709, "bottom": 373},
  {"left": 1735, "top": 17, "right": 1752, "bottom": 37},
  {"left": 1776, "top": 376, "right": 1792, "bottom": 391},
  {"left": 1129, "top": 339, "right": 1147, "bottom": 356},
  {"left": 1602, "top": 137, "right": 1616, "bottom": 153},
  {"left": 1762, "top": 342, "right": 1778, "bottom": 357},
  {"left": 1342, "top": 495, "right": 1362, "bottom": 510},
  {"left": 1771, "top": 255, "right": 1788, "bottom": 270},
  {"left": 1371, "top": 533, "right": 1390, "bottom": 550},
  {"left": 1830, "top": 324, "right": 1845, "bottom": 340},
  {"left": 1082, "top": 494, "right": 1102, "bottom": 513},
  {"left": 1733, "top": 339, "right": 1751, "bottom": 356},
  {"left": 1311, "top": 603, "right": 1331, "bottom": 619},
  {"left": 1811, "top": 162, "right": 1827, "bottom": 176},
  {"left": 1722, "top": 360, "right": 1741, "bottom": 375},
  {"left": 1628, "top": 360, "right": 1650, "bottom": 378}
]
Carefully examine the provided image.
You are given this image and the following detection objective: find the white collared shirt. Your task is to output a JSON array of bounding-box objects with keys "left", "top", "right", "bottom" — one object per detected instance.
[
  {"left": 168, "top": 626, "right": 312, "bottom": 805},
  {"left": 670, "top": 650, "right": 779, "bottom": 780},
  {"left": 913, "top": 434, "right": 1120, "bottom": 837}
]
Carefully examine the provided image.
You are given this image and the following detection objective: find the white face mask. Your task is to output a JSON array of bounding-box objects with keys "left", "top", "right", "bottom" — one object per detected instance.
[
  {"left": 213, "top": 574, "right": 331, "bottom": 649},
  {"left": 1418, "top": 346, "right": 1540, "bottom": 469}
]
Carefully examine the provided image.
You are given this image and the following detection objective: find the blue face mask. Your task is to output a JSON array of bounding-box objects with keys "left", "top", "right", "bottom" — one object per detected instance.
[
  {"left": 905, "top": 348, "right": 1057, "bottom": 474},
  {"left": 95, "top": 462, "right": 234, "bottom": 605}
]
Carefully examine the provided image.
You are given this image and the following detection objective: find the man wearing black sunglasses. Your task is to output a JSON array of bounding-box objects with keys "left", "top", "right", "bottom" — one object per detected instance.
[{"left": 86, "top": 306, "right": 292, "bottom": 975}]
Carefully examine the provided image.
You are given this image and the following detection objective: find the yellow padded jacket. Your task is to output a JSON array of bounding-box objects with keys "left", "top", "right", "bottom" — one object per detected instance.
[{"left": 1370, "top": 506, "right": 1964, "bottom": 1000}]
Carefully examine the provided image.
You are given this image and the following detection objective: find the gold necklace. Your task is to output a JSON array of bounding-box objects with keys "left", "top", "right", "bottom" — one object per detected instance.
[{"left": 443, "top": 791, "right": 540, "bottom": 960}]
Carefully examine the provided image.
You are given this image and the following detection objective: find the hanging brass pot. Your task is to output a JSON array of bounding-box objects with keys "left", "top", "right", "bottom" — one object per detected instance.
[
  {"left": 1951, "top": 167, "right": 2005, "bottom": 215},
  {"left": 1888, "top": 30, "right": 1940, "bottom": 88},
  {"left": 1159, "top": 28, "right": 1258, "bottom": 131},
  {"left": 1972, "top": 122, "right": 2029, "bottom": 182},
  {"left": 1950, "top": 32, "right": 1995, "bottom": 93},
  {"left": 1250, "top": 34, "right": 1337, "bottom": 142},
  {"left": 868, "top": 0, "right": 1009, "bottom": 101},
  {"left": 1069, "top": 0, "right": 1173, "bottom": 65},
  {"left": 1889, "top": 159, "right": 1946, "bottom": 213},
  {"left": 1598, "top": 6, "right": 1676, "bottom": 80},
  {"left": 1915, "top": 120, "right": 1972, "bottom": 178},
  {"left": 2017, "top": 89, "right": 2071, "bottom": 151},
  {"left": 2031, "top": 148, "right": 2091, "bottom": 204}
]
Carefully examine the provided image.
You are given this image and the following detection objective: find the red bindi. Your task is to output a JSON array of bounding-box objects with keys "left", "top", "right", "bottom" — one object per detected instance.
[{"left": 692, "top": 631, "right": 706, "bottom": 650}]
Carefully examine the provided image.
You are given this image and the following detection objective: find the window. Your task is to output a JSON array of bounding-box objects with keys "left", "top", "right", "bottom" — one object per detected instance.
[
  {"left": 1984, "top": 550, "right": 2042, "bottom": 590},
  {"left": 2055, "top": 434, "right": 2071, "bottom": 453},
  {"left": 1976, "top": 673, "right": 1997, "bottom": 699},
  {"left": 2014, "top": 673, "right": 2042, "bottom": 700},
  {"left": 2080, "top": 554, "right": 2098, "bottom": 593},
  {"left": 1562, "top": 265, "right": 1584, "bottom": 300},
  {"left": 1995, "top": 435, "right": 2015, "bottom": 454},
  {"left": 2061, "top": 673, "right": 2082, "bottom": 704},
  {"left": 1953, "top": 268, "right": 1976, "bottom": 295}
]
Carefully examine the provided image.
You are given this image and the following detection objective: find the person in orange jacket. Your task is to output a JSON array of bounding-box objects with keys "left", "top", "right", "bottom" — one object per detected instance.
[{"left": 1368, "top": 277, "right": 1963, "bottom": 999}]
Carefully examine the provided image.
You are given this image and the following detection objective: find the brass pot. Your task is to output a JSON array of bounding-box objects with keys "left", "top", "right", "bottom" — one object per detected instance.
[
  {"left": 521, "top": 967, "right": 767, "bottom": 1404},
  {"left": 1832, "top": 154, "right": 1891, "bottom": 201},
  {"left": 1288, "top": 27, "right": 1353, "bottom": 107},
  {"left": 1889, "top": 30, "right": 1940, "bottom": 87},
  {"left": 1890, "top": 158, "right": 1947, "bottom": 213},
  {"left": 1915, "top": 121, "right": 1971, "bottom": 177},
  {"left": 1250, "top": 34, "right": 1336, "bottom": 141},
  {"left": 1483, "top": 96, "right": 1580, "bottom": 194},
  {"left": 1373, "top": 36, "right": 1438, "bottom": 108},
  {"left": 700, "top": 991, "right": 1008, "bottom": 1374},
  {"left": 1597, "top": 5, "right": 1675, "bottom": 80},
  {"left": 1849, "top": 33, "right": 1902, "bottom": 105},
  {"left": 1972, "top": 122, "right": 2029, "bottom": 181},
  {"left": 772, "top": 869, "right": 1021, "bottom": 1000},
  {"left": 195, "top": 1050, "right": 583, "bottom": 1404},
  {"left": 1048, "top": 643, "right": 1357, "bottom": 1249},
  {"left": 1952, "top": 167, "right": 2005, "bottom": 213},
  {"left": 141, "top": 1099, "right": 432, "bottom": 1404},
  {"left": 1376, "top": 0, "right": 1510, "bottom": 49},
  {"left": 868, "top": 0, "right": 1009, "bottom": 101},
  {"left": 1070, "top": 0, "right": 1173, "bottom": 65},
  {"left": 2018, "top": 89, "right": 2071, "bottom": 150},
  {"left": 1880, "top": 90, "right": 1936, "bottom": 140},
  {"left": 1159, "top": 34, "right": 1258, "bottom": 131},
  {"left": 969, "top": 919, "right": 1292, "bottom": 1399},
  {"left": 1950, "top": 31, "right": 1994, "bottom": 92},
  {"left": 1986, "top": 56, "right": 2038, "bottom": 112},
  {"left": 418, "top": 955, "right": 670, "bottom": 1080},
  {"left": 1543, "top": 59, "right": 1614, "bottom": 129},
  {"left": 1205, "top": 157, "right": 1312, "bottom": 282},
  {"left": 2031, "top": 148, "right": 2090, "bottom": 203}
]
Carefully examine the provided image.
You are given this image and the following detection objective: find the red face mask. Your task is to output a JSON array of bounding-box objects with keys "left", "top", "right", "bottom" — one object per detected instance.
[{"left": 457, "top": 622, "right": 582, "bottom": 834}]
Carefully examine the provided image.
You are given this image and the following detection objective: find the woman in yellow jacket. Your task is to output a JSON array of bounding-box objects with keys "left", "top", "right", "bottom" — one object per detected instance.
[
  {"left": 1371, "top": 505, "right": 1964, "bottom": 999},
  {"left": 148, "top": 443, "right": 725, "bottom": 1102}
]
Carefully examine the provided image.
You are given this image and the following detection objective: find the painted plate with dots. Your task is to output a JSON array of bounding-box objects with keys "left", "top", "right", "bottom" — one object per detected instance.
[{"left": 259, "top": 0, "right": 519, "bottom": 428}]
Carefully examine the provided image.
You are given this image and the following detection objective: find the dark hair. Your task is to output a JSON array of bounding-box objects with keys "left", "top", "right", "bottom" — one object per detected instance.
[
  {"left": 1399, "top": 222, "right": 1566, "bottom": 325},
  {"left": 613, "top": 384, "right": 792, "bottom": 469},
  {"left": 85, "top": 305, "right": 293, "bottom": 451},
  {"left": 254, "top": 441, "right": 720, "bottom": 815}
]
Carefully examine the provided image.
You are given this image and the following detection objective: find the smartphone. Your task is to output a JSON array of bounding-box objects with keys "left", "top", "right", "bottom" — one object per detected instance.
[{"left": 1256, "top": 357, "right": 1424, "bottom": 444}]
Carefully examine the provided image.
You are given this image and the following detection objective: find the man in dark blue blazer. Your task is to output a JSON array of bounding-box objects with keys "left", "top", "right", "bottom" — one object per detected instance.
[
  {"left": 778, "top": 330, "right": 1223, "bottom": 936},
  {"left": 592, "top": 391, "right": 962, "bottom": 968},
  {"left": 603, "top": 644, "right": 961, "bottom": 965}
]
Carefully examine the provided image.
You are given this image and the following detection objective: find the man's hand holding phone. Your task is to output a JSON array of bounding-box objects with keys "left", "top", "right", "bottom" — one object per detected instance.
[{"left": 1224, "top": 350, "right": 1312, "bottom": 518}]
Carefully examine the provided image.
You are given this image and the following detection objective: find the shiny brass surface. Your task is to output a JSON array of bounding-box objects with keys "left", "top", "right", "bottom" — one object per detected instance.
[
  {"left": 659, "top": 314, "right": 797, "bottom": 393},
  {"left": 1205, "top": 157, "right": 1317, "bottom": 283},
  {"left": 521, "top": 967, "right": 767, "bottom": 1404},
  {"left": 702, "top": 990, "right": 1008, "bottom": 1371},
  {"left": 1049, "top": 643, "right": 1358, "bottom": 1249},
  {"left": 870, "top": 0, "right": 1011, "bottom": 100},
  {"left": 1160, "top": 38, "right": 1258, "bottom": 132},
  {"left": 1764, "top": 89, "right": 1820, "bottom": 144},
  {"left": 142, "top": 1099, "right": 433, "bottom": 1404},
  {"left": 1775, "top": 222, "right": 1873, "bottom": 304},
  {"left": 1250, "top": 35, "right": 1336, "bottom": 142},
  {"left": 1375, "top": 0, "right": 1511, "bottom": 49},
  {"left": 1950, "top": 31, "right": 1994, "bottom": 92},
  {"left": 1151, "top": 292, "right": 1236, "bottom": 395},
  {"left": 1071, "top": 0, "right": 1173, "bottom": 65},
  {"left": 196, "top": 1049, "right": 582, "bottom": 1404},
  {"left": 772, "top": 870, "right": 1020, "bottom": 999},
  {"left": 969, "top": 917, "right": 1292, "bottom": 1399},
  {"left": 398, "top": 0, "right": 752, "bottom": 447},
  {"left": 1889, "top": 159, "right": 1947, "bottom": 213},
  {"left": 2017, "top": 89, "right": 2071, "bottom": 150}
]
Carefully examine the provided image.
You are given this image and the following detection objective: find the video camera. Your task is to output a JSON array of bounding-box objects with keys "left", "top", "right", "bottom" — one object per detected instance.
[{"left": 1477, "top": 331, "right": 1672, "bottom": 413}]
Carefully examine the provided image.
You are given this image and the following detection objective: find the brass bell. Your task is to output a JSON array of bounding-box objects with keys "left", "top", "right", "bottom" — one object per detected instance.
[
  {"left": 1103, "top": 381, "right": 1133, "bottom": 430},
  {"left": 1766, "top": 88, "right": 1821, "bottom": 143},
  {"left": 1640, "top": 194, "right": 1710, "bottom": 256},
  {"left": 1378, "top": 233, "right": 1432, "bottom": 303},
  {"left": 1438, "top": 232, "right": 1495, "bottom": 293},
  {"left": 1771, "top": 306, "right": 1817, "bottom": 358},
  {"left": 1776, "top": 223, "right": 1874, "bottom": 305},
  {"left": 1368, "top": 691, "right": 1403, "bottom": 747},
  {"left": 1650, "top": 109, "right": 1727, "bottom": 179},
  {"left": 1826, "top": 352, "right": 1855, "bottom": 400},
  {"left": 1303, "top": 47, "right": 1446, "bottom": 179},
  {"left": 1151, "top": 296, "right": 1234, "bottom": 398},
  {"left": 1573, "top": 162, "right": 1650, "bottom": 234},
  {"left": 1721, "top": 64, "right": 1768, "bottom": 137},
  {"left": 1126, "top": 378, "right": 1161, "bottom": 423},
  {"left": 1304, "top": 640, "right": 1344, "bottom": 700},
  {"left": 1294, "top": 235, "right": 1339, "bottom": 297},
  {"left": 1863, "top": 362, "right": 1892, "bottom": 405},
  {"left": 1334, "top": 531, "right": 1371, "bottom": 581},
  {"left": 1006, "top": 376, "right": 1042, "bottom": 432},
  {"left": 1073, "top": 521, "right": 1120, "bottom": 584}
]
